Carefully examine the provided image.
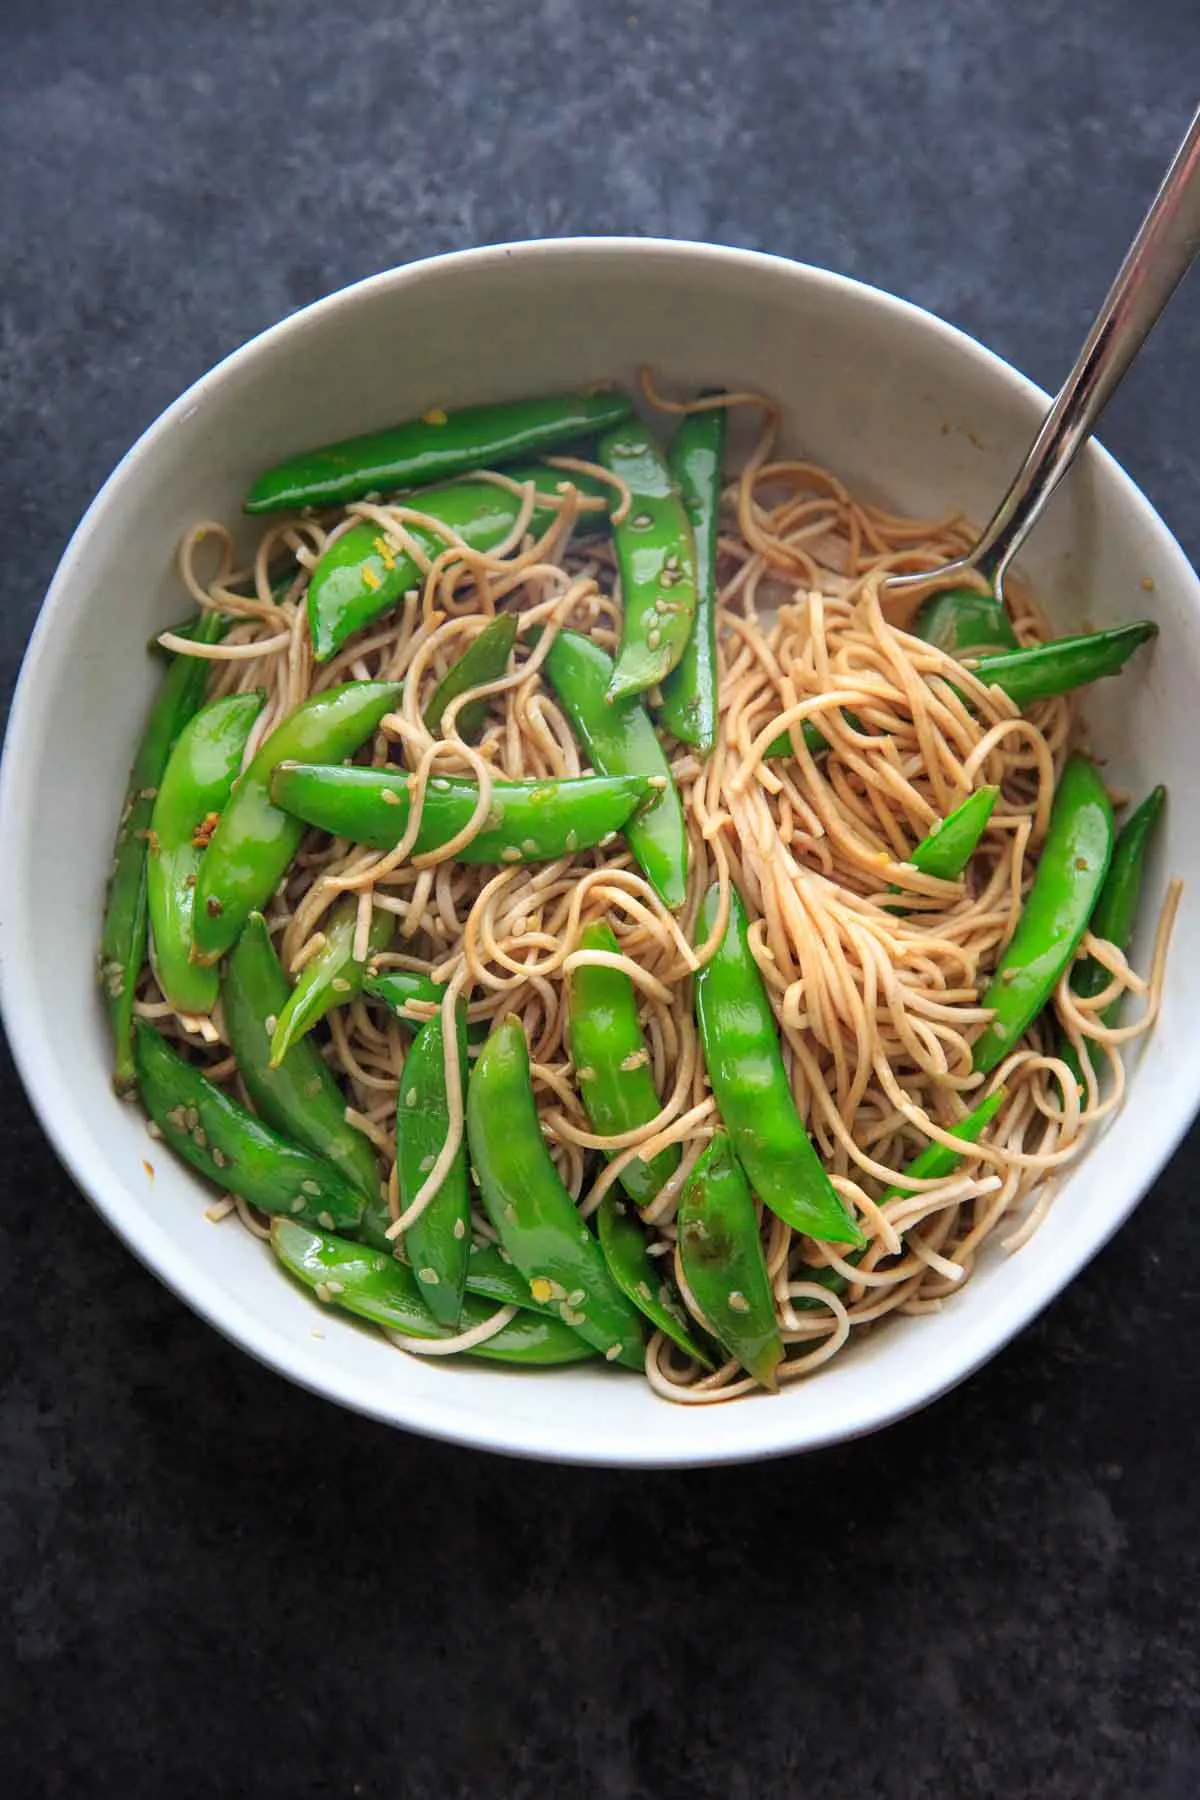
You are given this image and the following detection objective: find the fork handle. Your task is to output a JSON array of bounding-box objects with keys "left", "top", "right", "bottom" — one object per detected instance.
[{"left": 974, "top": 103, "right": 1200, "bottom": 585}]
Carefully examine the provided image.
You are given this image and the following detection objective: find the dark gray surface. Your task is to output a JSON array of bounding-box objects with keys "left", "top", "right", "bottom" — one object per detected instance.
[{"left": 3, "top": 3, "right": 1199, "bottom": 1796}]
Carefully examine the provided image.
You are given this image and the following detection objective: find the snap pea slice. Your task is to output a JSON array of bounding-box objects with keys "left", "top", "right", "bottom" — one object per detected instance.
[
  {"left": 1059, "top": 784, "right": 1166, "bottom": 1092},
  {"left": 193, "top": 680, "right": 403, "bottom": 966},
  {"left": 306, "top": 464, "right": 611, "bottom": 662},
  {"left": 396, "top": 1005, "right": 471, "bottom": 1326},
  {"left": 271, "top": 1220, "right": 599, "bottom": 1366},
  {"left": 222, "top": 913, "right": 384, "bottom": 1233},
  {"left": 245, "top": 388, "right": 633, "bottom": 514},
  {"left": 972, "top": 755, "right": 1114, "bottom": 1074},
  {"left": 658, "top": 403, "right": 725, "bottom": 751},
  {"left": 99, "top": 610, "right": 225, "bottom": 1092},
  {"left": 567, "top": 921, "right": 679, "bottom": 1205},
  {"left": 147, "top": 691, "right": 265, "bottom": 1017},
  {"left": 598, "top": 421, "right": 699, "bottom": 701},
  {"left": 542, "top": 628, "right": 688, "bottom": 908},
  {"left": 596, "top": 1193, "right": 713, "bottom": 1366},
  {"left": 695, "top": 884, "right": 864, "bottom": 1247},
  {"left": 269, "top": 763, "right": 652, "bottom": 862},
  {"left": 677, "top": 1132, "right": 783, "bottom": 1388},
  {"left": 887, "top": 785, "right": 999, "bottom": 910},
  {"left": 966, "top": 621, "right": 1157, "bottom": 709},
  {"left": 269, "top": 895, "right": 396, "bottom": 1065},
  {"left": 466, "top": 1015, "right": 646, "bottom": 1368},
  {"left": 424, "top": 613, "right": 517, "bottom": 740},
  {"left": 912, "top": 588, "right": 1019, "bottom": 656},
  {"left": 133, "top": 1021, "right": 363, "bottom": 1231}
]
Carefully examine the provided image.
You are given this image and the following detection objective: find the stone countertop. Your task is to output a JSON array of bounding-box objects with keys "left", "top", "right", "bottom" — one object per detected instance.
[{"left": 3, "top": 3, "right": 1199, "bottom": 1795}]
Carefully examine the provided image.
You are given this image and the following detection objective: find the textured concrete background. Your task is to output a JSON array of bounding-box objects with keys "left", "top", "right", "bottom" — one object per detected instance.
[{"left": 3, "top": 3, "right": 1200, "bottom": 1796}]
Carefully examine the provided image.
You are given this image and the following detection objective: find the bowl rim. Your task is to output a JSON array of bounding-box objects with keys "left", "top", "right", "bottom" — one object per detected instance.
[{"left": 3, "top": 233, "right": 1197, "bottom": 1467}]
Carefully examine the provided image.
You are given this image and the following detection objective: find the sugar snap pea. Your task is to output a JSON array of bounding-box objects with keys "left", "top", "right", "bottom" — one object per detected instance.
[
  {"left": 596, "top": 1194, "right": 712, "bottom": 1365},
  {"left": 147, "top": 691, "right": 265, "bottom": 1017},
  {"left": 271, "top": 1220, "right": 599, "bottom": 1365},
  {"left": 222, "top": 913, "right": 384, "bottom": 1236},
  {"left": 972, "top": 754, "right": 1114, "bottom": 1074},
  {"left": 542, "top": 628, "right": 688, "bottom": 907},
  {"left": 245, "top": 389, "right": 633, "bottom": 514},
  {"left": 966, "top": 621, "right": 1157, "bottom": 708},
  {"left": 887, "top": 785, "right": 999, "bottom": 909},
  {"left": 269, "top": 895, "right": 396, "bottom": 1065},
  {"left": 133, "top": 1020, "right": 363, "bottom": 1230},
  {"left": 695, "top": 884, "right": 864, "bottom": 1247},
  {"left": 99, "top": 610, "right": 225, "bottom": 1092},
  {"left": 658, "top": 403, "right": 725, "bottom": 751},
  {"left": 396, "top": 1005, "right": 471, "bottom": 1326},
  {"left": 1059, "top": 784, "right": 1165, "bottom": 1091},
  {"left": 307, "top": 463, "right": 612, "bottom": 661},
  {"left": 598, "top": 422, "right": 699, "bottom": 701},
  {"left": 269, "top": 762, "right": 652, "bottom": 863},
  {"left": 466, "top": 1016, "right": 645, "bottom": 1368},
  {"left": 463, "top": 1241, "right": 564, "bottom": 1316},
  {"left": 912, "top": 588, "right": 1019, "bottom": 656},
  {"left": 192, "top": 680, "right": 402, "bottom": 966},
  {"left": 567, "top": 921, "right": 679, "bottom": 1205},
  {"left": 424, "top": 613, "right": 517, "bottom": 740},
  {"left": 677, "top": 1131, "right": 783, "bottom": 1388}
]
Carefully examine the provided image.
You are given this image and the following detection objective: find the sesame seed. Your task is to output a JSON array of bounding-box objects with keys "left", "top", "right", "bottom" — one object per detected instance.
[
  {"left": 405, "top": 1087, "right": 418, "bottom": 1107},
  {"left": 419, "top": 1154, "right": 435, "bottom": 1173},
  {"left": 317, "top": 1211, "right": 336, "bottom": 1231},
  {"left": 500, "top": 846, "right": 523, "bottom": 863},
  {"left": 453, "top": 1218, "right": 466, "bottom": 1240},
  {"left": 265, "top": 1015, "right": 277, "bottom": 1035},
  {"left": 530, "top": 1277, "right": 553, "bottom": 1303},
  {"left": 637, "top": 1280, "right": 652, "bottom": 1302},
  {"left": 421, "top": 407, "right": 448, "bottom": 425},
  {"left": 315, "top": 1282, "right": 333, "bottom": 1303},
  {"left": 380, "top": 787, "right": 403, "bottom": 805},
  {"left": 521, "top": 838, "right": 539, "bottom": 856},
  {"left": 631, "top": 512, "right": 654, "bottom": 530},
  {"left": 568, "top": 1288, "right": 586, "bottom": 1306},
  {"left": 301, "top": 1179, "right": 322, "bottom": 1195},
  {"left": 417, "top": 1267, "right": 440, "bottom": 1285},
  {"left": 326, "top": 1279, "right": 344, "bottom": 1296},
  {"left": 331, "top": 977, "right": 352, "bottom": 994},
  {"left": 192, "top": 1127, "right": 207, "bottom": 1148},
  {"left": 564, "top": 829, "right": 579, "bottom": 852},
  {"left": 561, "top": 1305, "right": 586, "bottom": 1327},
  {"left": 185, "top": 1107, "right": 200, "bottom": 1132},
  {"left": 576, "top": 1065, "right": 596, "bottom": 1082},
  {"left": 605, "top": 1343, "right": 623, "bottom": 1362},
  {"left": 145, "top": 1120, "right": 162, "bottom": 1140},
  {"left": 503, "top": 1203, "right": 517, "bottom": 1222},
  {"left": 620, "top": 1049, "right": 649, "bottom": 1072},
  {"left": 728, "top": 1290, "right": 750, "bottom": 1313},
  {"left": 290, "top": 1197, "right": 305, "bottom": 1214},
  {"left": 647, "top": 629, "right": 661, "bottom": 650}
]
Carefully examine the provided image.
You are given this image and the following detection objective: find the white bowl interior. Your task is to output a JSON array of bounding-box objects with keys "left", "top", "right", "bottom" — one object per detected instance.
[{"left": 3, "top": 240, "right": 1197, "bottom": 1465}]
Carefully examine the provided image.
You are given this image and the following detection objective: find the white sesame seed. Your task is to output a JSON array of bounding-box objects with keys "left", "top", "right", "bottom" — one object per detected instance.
[
  {"left": 317, "top": 1211, "right": 336, "bottom": 1231},
  {"left": 326, "top": 1279, "right": 344, "bottom": 1296},
  {"left": 265, "top": 1015, "right": 278, "bottom": 1035},
  {"left": 405, "top": 1087, "right": 418, "bottom": 1107},
  {"left": 301, "top": 1179, "right": 321, "bottom": 1195},
  {"left": 417, "top": 1267, "right": 440, "bottom": 1285},
  {"left": 728, "top": 1290, "right": 750, "bottom": 1313},
  {"left": 568, "top": 1288, "right": 586, "bottom": 1306},
  {"left": 290, "top": 1197, "right": 305, "bottom": 1214},
  {"left": 605, "top": 1344, "right": 623, "bottom": 1362},
  {"left": 419, "top": 1154, "right": 435, "bottom": 1173},
  {"left": 453, "top": 1218, "right": 467, "bottom": 1239},
  {"left": 315, "top": 1282, "right": 333, "bottom": 1304}
]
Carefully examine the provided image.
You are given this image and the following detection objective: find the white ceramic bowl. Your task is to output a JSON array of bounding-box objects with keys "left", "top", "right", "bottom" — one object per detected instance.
[{"left": 3, "top": 239, "right": 1196, "bottom": 1466}]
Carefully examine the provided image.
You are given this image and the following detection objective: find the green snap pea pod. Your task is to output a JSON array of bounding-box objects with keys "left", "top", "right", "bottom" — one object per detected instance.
[
  {"left": 1059, "top": 784, "right": 1166, "bottom": 1090},
  {"left": 269, "top": 895, "right": 396, "bottom": 1065},
  {"left": 364, "top": 967, "right": 490, "bottom": 1050},
  {"left": 192, "top": 680, "right": 402, "bottom": 965},
  {"left": 147, "top": 691, "right": 265, "bottom": 1017},
  {"left": 99, "top": 610, "right": 227, "bottom": 1093},
  {"left": 792, "top": 1086, "right": 1008, "bottom": 1305},
  {"left": 424, "top": 613, "right": 517, "bottom": 739},
  {"left": 596, "top": 1194, "right": 713, "bottom": 1365},
  {"left": 245, "top": 389, "right": 634, "bottom": 514},
  {"left": 695, "top": 884, "right": 864, "bottom": 1247},
  {"left": 133, "top": 1020, "right": 363, "bottom": 1230},
  {"left": 972, "top": 754, "right": 1114, "bottom": 1075},
  {"left": 396, "top": 1005, "right": 471, "bottom": 1326},
  {"left": 762, "top": 620, "right": 1155, "bottom": 762},
  {"left": 466, "top": 1016, "right": 646, "bottom": 1368},
  {"left": 222, "top": 913, "right": 383, "bottom": 1232},
  {"left": 658, "top": 403, "right": 725, "bottom": 750},
  {"left": 542, "top": 629, "right": 688, "bottom": 907},
  {"left": 676, "top": 1131, "right": 783, "bottom": 1388},
  {"left": 597, "top": 422, "right": 699, "bottom": 701},
  {"left": 887, "top": 786, "right": 1000, "bottom": 909},
  {"left": 464, "top": 1242, "right": 563, "bottom": 1316},
  {"left": 567, "top": 921, "right": 679, "bottom": 1205},
  {"left": 966, "top": 621, "right": 1157, "bottom": 710},
  {"left": 306, "top": 463, "right": 612, "bottom": 662},
  {"left": 271, "top": 1220, "right": 599, "bottom": 1366},
  {"left": 269, "top": 762, "right": 652, "bottom": 862},
  {"left": 912, "top": 588, "right": 1019, "bottom": 656}
]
